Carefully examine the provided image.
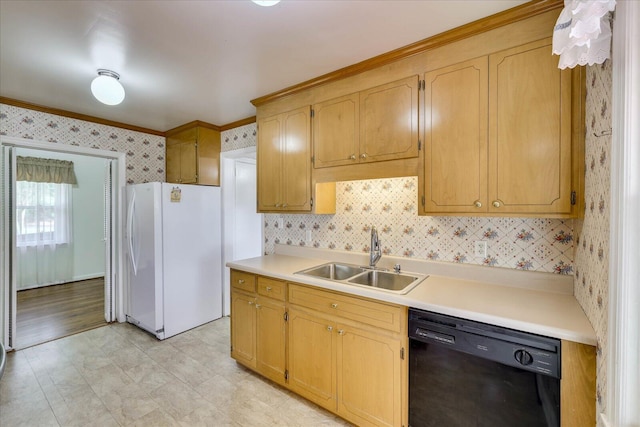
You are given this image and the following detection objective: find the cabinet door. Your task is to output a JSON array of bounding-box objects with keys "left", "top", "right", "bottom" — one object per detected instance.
[
  {"left": 257, "top": 114, "right": 283, "bottom": 210},
  {"left": 422, "top": 57, "right": 488, "bottom": 214},
  {"left": 282, "top": 106, "right": 311, "bottom": 211},
  {"left": 256, "top": 297, "right": 286, "bottom": 385},
  {"left": 313, "top": 93, "right": 359, "bottom": 168},
  {"left": 165, "top": 144, "right": 181, "bottom": 183},
  {"left": 230, "top": 291, "right": 256, "bottom": 368},
  {"left": 360, "top": 75, "right": 419, "bottom": 163},
  {"left": 336, "top": 324, "right": 404, "bottom": 427},
  {"left": 287, "top": 308, "right": 336, "bottom": 412},
  {"left": 180, "top": 141, "right": 198, "bottom": 184},
  {"left": 488, "top": 38, "right": 572, "bottom": 214}
]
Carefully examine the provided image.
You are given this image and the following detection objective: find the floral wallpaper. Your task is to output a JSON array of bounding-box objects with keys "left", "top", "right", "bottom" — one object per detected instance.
[
  {"left": 574, "top": 61, "right": 612, "bottom": 422},
  {"left": 221, "top": 122, "right": 257, "bottom": 152},
  {"left": 264, "top": 176, "right": 575, "bottom": 275},
  {"left": 0, "top": 103, "right": 165, "bottom": 184}
]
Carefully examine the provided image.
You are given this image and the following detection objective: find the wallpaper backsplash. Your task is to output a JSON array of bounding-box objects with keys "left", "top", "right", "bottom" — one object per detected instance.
[
  {"left": 264, "top": 177, "right": 575, "bottom": 274},
  {"left": 573, "top": 61, "right": 612, "bottom": 420},
  {"left": 0, "top": 104, "right": 165, "bottom": 184}
]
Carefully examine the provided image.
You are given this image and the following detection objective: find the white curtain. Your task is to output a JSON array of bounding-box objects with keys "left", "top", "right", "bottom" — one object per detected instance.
[
  {"left": 553, "top": 0, "right": 616, "bottom": 69},
  {"left": 16, "top": 181, "right": 74, "bottom": 289}
]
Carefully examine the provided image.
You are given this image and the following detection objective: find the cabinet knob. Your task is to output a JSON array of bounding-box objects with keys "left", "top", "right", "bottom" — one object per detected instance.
[
  {"left": 492, "top": 200, "right": 501, "bottom": 208},
  {"left": 255, "top": 304, "right": 261, "bottom": 309},
  {"left": 266, "top": 286, "right": 272, "bottom": 291},
  {"left": 474, "top": 200, "right": 482, "bottom": 208},
  {"left": 327, "top": 326, "right": 333, "bottom": 332},
  {"left": 331, "top": 303, "right": 338, "bottom": 309},
  {"left": 238, "top": 279, "right": 245, "bottom": 284},
  {"left": 360, "top": 153, "right": 367, "bottom": 159},
  {"left": 338, "top": 329, "right": 345, "bottom": 335},
  {"left": 283, "top": 203, "right": 288, "bottom": 208},
  {"left": 349, "top": 154, "right": 356, "bottom": 160},
  {"left": 275, "top": 203, "right": 281, "bottom": 208},
  {"left": 248, "top": 301, "right": 254, "bottom": 305}
]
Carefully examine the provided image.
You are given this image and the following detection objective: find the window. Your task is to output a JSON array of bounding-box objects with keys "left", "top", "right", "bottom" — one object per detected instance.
[{"left": 16, "top": 181, "right": 72, "bottom": 247}]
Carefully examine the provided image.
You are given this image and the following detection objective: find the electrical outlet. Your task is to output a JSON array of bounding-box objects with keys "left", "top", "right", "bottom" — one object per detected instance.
[
  {"left": 305, "top": 230, "right": 312, "bottom": 243},
  {"left": 474, "top": 240, "right": 488, "bottom": 258},
  {"left": 277, "top": 217, "right": 284, "bottom": 228}
]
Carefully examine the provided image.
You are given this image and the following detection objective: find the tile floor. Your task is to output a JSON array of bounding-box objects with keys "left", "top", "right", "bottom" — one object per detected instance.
[{"left": 0, "top": 317, "right": 351, "bottom": 426}]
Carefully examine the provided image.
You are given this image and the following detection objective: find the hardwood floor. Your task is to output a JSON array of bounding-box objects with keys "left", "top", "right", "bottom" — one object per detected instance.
[{"left": 16, "top": 278, "right": 107, "bottom": 349}]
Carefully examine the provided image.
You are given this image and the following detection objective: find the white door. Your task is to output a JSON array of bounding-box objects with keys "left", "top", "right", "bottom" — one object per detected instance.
[{"left": 234, "top": 161, "right": 262, "bottom": 261}]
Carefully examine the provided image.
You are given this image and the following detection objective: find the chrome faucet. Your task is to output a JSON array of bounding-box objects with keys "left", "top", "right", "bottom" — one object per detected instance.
[{"left": 369, "top": 226, "right": 382, "bottom": 268}]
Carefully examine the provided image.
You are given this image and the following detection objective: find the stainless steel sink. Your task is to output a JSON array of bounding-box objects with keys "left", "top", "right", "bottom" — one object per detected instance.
[
  {"left": 297, "top": 263, "right": 366, "bottom": 280},
  {"left": 347, "top": 270, "right": 421, "bottom": 292},
  {"left": 295, "top": 262, "right": 427, "bottom": 294}
]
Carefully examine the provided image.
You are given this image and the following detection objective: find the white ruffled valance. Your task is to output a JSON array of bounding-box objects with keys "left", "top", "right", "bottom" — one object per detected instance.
[{"left": 553, "top": 0, "right": 616, "bottom": 69}]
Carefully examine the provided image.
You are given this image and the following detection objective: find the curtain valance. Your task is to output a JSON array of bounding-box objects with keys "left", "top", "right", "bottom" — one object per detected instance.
[
  {"left": 16, "top": 156, "right": 78, "bottom": 184},
  {"left": 553, "top": 0, "right": 616, "bottom": 69}
]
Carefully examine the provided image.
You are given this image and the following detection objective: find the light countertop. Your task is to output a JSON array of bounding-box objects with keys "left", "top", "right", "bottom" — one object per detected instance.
[{"left": 226, "top": 245, "right": 596, "bottom": 346}]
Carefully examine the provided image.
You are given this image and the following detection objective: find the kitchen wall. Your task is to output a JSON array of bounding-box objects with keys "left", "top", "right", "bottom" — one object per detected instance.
[
  {"left": 221, "top": 121, "right": 575, "bottom": 276},
  {"left": 0, "top": 103, "right": 165, "bottom": 184},
  {"left": 573, "top": 61, "right": 612, "bottom": 422}
]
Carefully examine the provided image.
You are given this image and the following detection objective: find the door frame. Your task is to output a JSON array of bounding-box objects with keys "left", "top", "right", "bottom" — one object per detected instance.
[
  {"left": 0, "top": 136, "right": 126, "bottom": 349},
  {"left": 220, "top": 146, "right": 263, "bottom": 316}
]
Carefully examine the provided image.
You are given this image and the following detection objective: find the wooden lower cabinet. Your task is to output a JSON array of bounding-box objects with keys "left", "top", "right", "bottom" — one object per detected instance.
[
  {"left": 230, "top": 290, "right": 256, "bottom": 368},
  {"left": 336, "top": 322, "right": 405, "bottom": 427},
  {"left": 255, "top": 296, "right": 287, "bottom": 384},
  {"left": 230, "top": 276, "right": 287, "bottom": 386},
  {"left": 287, "top": 308, "right": 336, "bottom": 410}
]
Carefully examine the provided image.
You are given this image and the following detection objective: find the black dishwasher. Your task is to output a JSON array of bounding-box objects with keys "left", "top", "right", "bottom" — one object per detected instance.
[{"left": 409, "top": 308, "right": 561, "bottom": 427}]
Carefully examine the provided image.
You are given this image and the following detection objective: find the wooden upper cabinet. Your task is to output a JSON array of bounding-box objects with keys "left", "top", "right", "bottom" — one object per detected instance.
[
  {"left": 360, "top": 75, "right": 419, "bottom": 163},
  {"left": 257, "top": 106, "right": 312, "bottom": 212},
  {"left": 312, "top": 75, "right": 420, "bottom": 169},
  {"left": 488, "top": 38, "right": 573, "bottom": 215},
  {"left": 420, "top": 38, "right": 581, "bottom": 217},
  {"left": 165, "top": 122, "right": 221, "bottom": 186},
  {"left": 313, "top": 93, "right": 359, "bottom": 168},
  {"left": 423, "top": 57, "right": 488, "bottom": 213}
]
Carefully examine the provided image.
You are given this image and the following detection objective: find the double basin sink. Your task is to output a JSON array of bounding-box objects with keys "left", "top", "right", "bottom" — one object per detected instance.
[{"left": 295, "top": 262, "right": 427, "bottom": 294}]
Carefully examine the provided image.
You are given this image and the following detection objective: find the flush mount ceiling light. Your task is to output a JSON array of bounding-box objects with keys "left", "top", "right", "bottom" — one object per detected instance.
[
  {"left": 91, "top": 69, "right": 125, "bottom": 106},
  {"left": 252, "top": 0, "right": 280, "bottom": 6}
]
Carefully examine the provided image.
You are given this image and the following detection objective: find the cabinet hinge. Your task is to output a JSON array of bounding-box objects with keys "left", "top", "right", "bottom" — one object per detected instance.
[
  {"left": 418, "top": 140, "right": 422, "bottom": 150},
  {"left": 284, "top": 311, "right": 289, "bottom": 322},
  {"left": 310, "top": 197, "right": 314, "bottom": 207},
  {"left": 311, "top": 155, "right": 315, "bottom": 165},
  {"left": 420, "top": 79, "right": 425, "bottom": 90},
  {"left": 285, "top": 370, "right": 289, "bottom": 380},
  {"left": 401, "top": 347, "right": 405, "bottom": 360},
  {"left": 571, "top": 191, "right": 577, "bottom": 205},
  {"left": 421, "top": 195, "right": 425, "bottom": 206},
  {"left": 310, "top": 109, "right": 315, "bottom": 118}
]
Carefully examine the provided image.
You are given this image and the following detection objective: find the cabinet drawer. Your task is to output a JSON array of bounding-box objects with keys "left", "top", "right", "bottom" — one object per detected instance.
[
  {"left": 231, "top": 270, "right": 256, "bottom": 293},
  {"left": 288, "top": 283, "right": 404, "bottom": 333},
  {"left": 257, "top": 276, "right": 286, "bottom": 301}
]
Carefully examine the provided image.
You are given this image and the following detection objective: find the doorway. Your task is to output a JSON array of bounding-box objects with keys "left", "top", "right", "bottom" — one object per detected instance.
[
  {"left": 221, "top": 147, "right": 262, "bottom": 316},
  {"left": 12, "top": 147, "right": 108, "bottom": 349},
  {"left": 0, "top": 136, "right": 125, "bottom": 350}
]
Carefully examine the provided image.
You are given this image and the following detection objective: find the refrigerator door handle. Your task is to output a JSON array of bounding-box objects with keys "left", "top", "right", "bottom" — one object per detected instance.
[{"left": 127, "top": 189, "right": 138, "bottom": 276}]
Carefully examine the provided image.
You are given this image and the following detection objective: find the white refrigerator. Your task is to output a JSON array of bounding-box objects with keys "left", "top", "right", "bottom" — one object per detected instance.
[{"left": 126, "top": 182, "right": 222, "bottom": 339}]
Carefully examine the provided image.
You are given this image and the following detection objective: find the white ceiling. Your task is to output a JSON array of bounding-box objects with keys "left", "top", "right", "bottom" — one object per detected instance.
[{"left": 0, "top": 0, "right": 528, "bottom": 132}]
